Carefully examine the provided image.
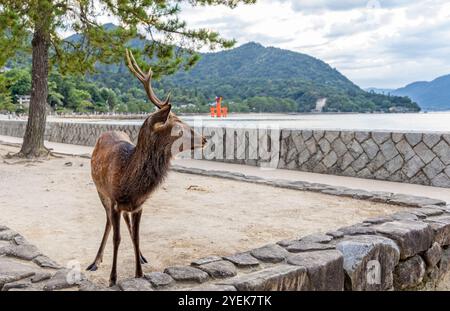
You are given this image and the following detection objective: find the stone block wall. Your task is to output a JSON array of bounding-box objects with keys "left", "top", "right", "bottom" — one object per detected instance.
[
  {"left": 277, "top": 129, "right": 450, "bottom": 188},
  {"left": 1, "top": 120, "right": 450, "bottom": 188},
  {"left": 118, "top": 173, "right": 450, "bottom": 291},
  {"left": 0, "top": 120, "right": 141, "bottom": 147},
  {"left": 202, "top": 127, "right": 450, "bottom": 188}
]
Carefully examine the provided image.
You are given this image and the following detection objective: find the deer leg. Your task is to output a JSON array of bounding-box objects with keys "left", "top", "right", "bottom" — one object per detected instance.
[
  {"left": 131, "top": 209, "right": 143, "bottom": 278},
  {"left": 86, "top": 214, "right": 111, "bottom": 271},
  {"left": 87, "top": 194, "right": 112, "bottom": 271},
  {"left": 109, "top": 208, "right": 122, "bottom": 286},
  {"left": 123, "top": 212, "right": 148, "bottom": 264}
]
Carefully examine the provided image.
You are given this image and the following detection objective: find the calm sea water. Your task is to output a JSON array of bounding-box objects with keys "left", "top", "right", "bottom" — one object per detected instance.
[{"left": 75, "top": 112, "right": 450, "bottom": 133}]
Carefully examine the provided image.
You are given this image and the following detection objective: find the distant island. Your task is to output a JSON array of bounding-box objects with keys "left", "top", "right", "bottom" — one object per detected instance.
[
  {"left": 367, "top": 74, "right": 450, "bottom": 112},
  {"left": 1, "top": 31, "right": 420, "bottom": 114}
]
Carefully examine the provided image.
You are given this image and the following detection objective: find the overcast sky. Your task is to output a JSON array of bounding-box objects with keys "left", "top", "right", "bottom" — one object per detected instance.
[{"left": 177, "top": 0, "right": 450, "bottom": 89}]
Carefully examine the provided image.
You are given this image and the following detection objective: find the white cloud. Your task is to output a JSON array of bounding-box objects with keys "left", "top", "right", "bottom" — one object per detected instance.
[
  {"left": 179, "top": 0, "right": 450, "bottom": 88},
  {"left": 288, "top": 0, "right": 411, "bottom": 12}
]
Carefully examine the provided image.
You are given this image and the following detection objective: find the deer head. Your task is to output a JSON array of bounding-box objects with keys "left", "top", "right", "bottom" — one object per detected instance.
[{"left": 125, "top": 49, "right": 206, "bottom": 155}]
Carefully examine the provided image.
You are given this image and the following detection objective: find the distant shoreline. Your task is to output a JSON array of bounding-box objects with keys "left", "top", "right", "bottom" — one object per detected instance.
[{"left": 11, "top": 110, "right": 448, "bottom": 121}]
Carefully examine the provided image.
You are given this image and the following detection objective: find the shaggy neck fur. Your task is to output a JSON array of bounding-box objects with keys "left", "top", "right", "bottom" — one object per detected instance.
[{"left": 118, "top": 119, "right": 172, "bottom": 205}]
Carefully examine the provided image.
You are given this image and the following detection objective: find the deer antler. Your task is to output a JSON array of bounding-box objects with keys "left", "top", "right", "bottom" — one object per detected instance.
[{"left": 125, "top": 49, "right": 170, "bottom": 109}]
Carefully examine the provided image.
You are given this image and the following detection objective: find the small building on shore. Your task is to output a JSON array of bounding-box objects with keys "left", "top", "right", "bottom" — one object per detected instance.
[{"left": 15, "top": 95, "right": 31, "bottom": 111}]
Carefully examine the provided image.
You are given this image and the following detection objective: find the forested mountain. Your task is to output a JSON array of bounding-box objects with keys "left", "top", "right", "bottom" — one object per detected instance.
[
  {"left": 391, "top": 75, "right": 450, "bottom": 111},
  {"left": 1, "top": 35, "right": 420, "bottom": 114},
  {"left": 90, "top": 41, "right": 419, "bottom": 113}
]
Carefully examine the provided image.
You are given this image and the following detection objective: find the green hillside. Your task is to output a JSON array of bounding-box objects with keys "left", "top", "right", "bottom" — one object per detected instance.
[
  {"left": 1, "top": 40, "right": 420, "bottom": 114},
  {"left": 91, "top": 41, "right": 420, "bottom": 113}
]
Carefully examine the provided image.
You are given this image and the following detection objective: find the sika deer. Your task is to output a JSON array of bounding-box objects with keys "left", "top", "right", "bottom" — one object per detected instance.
[{"left": 87, "top": 50, "right": 206, "bottom": 286}]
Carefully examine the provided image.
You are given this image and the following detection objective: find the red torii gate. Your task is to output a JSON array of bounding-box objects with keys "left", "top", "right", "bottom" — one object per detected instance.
[{"left": 210, "top": 96, "right": 228, "bottom": 118}]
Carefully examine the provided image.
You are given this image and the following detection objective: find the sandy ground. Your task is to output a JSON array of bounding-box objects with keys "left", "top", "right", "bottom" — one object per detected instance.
[
  {"left": 1, "top": 143, "right": 408, "bottom": 286},
  {"left": 436, "top": 274, "right": 450, "bottom": 290}
]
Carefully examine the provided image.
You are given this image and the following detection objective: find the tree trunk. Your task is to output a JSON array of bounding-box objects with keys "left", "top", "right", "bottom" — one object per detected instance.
[{"left": 19, "top": 27, "right": 50, "bottom": 158}]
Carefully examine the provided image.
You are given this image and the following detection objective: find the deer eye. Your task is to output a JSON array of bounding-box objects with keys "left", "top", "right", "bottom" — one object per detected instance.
[{"left": 170, "top": 124, "right": 183, "bottom": 138}]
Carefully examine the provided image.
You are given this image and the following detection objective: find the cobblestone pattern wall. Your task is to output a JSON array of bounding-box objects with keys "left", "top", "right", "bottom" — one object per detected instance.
[
  {"left": 1, "top": 120, "right": 450, "bottom": 187},
  {"left": 0, "top": 224, "right": 84, "bottom": 291},
  {"left": 0, "top": 120, "right": 141, "bottom": 146},
  {"left": 278, "top": 129, "right": 450, "bottom": 188}
]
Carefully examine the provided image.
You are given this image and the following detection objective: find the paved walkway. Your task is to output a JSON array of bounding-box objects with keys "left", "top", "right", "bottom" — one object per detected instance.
[{"left": 2, "top": 134, "right": 450, "bottom": 202}]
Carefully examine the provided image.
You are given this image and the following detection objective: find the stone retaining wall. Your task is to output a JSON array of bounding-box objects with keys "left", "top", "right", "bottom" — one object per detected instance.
[
  {"left": 277, "top": 129, "right": 450, "bottom": 188},
  {"left": 0, "top": 120, "right": 141, "bottom": 147},
  {"left": 0, "top": 225, "right": 84, "bottom": 291},
  {"left": 85, "top": 171, "right": 450, "bottom": 291},
  {"left": 182, "top": 199, "right": 450, "bottom": 291},
  {"left": 1, "top": 120, "right": 450, "bottom": 188}
]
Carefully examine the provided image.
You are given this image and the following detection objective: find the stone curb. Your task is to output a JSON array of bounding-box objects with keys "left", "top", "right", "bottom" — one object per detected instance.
[
  {"left": 3, "top": 197, "right": 450, "bottom": 291},
  {"left": 0, "top": 225, "right": 82, "bottom": 291},
  {"left": 171, "top": 164, "right": 447, "bottom": 209}
]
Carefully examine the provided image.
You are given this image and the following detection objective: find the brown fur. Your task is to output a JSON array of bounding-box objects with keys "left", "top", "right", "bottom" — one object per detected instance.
[{"left": 87, "top": 61, "right": 206, "bottom": 285}]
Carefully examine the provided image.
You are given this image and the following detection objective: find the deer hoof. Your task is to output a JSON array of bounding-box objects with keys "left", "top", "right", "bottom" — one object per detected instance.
[
  {"left": 140, "top": 254, "right": 148, "bottom": 264},
  {"left": 109, "top": 278, "right": 117, "bottom": 287},
  {"left": 86, "top": 263, "right": 98, "bottom": 271}
]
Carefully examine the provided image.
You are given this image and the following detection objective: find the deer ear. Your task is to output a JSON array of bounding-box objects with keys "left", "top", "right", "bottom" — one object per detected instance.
[{"left": 151, "top": 104, "right": 171, "bottom": 125}]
